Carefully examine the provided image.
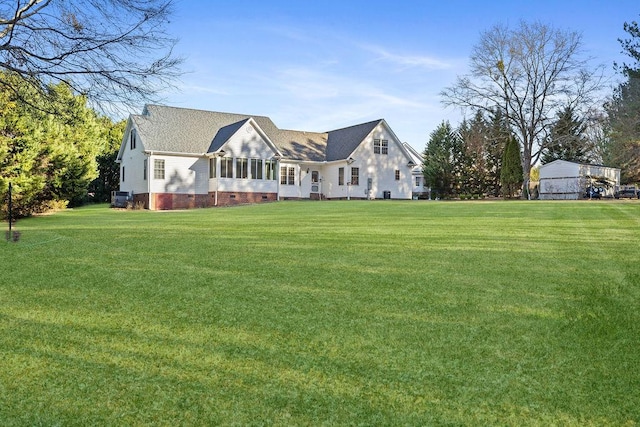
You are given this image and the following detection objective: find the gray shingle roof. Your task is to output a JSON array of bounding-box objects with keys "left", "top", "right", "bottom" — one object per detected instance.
[
  {"left": 132, "top": 105, "right": 382, "bottom": 162},
  {"left": 326, "top": 120, "right": 382, "bottom": 161},
  {"left": 207, "top": 119, "right": 250, "bottom": 153}
]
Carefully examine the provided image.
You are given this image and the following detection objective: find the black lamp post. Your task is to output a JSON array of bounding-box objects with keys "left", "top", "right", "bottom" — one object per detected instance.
[{"left": 7, "top": 182, "right": 12, "bottom": 241}]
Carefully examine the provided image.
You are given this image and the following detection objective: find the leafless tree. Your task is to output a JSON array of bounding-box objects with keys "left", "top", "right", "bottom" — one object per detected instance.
[
  {"left": 441, "top": 21, "right": 604, "bottom": 198},
  {"left": 0, "top": 0, "right": 181, "bottom": 113}
]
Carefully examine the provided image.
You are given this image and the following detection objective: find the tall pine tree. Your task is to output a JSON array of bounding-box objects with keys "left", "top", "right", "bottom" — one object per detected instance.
[
  {"left": 501, "top": 137, "right": 524, "bottom": 198},
  {"left": 542, "top": 106, "right": 592, "bottom": 164},
  {"left": 423, "top": 121, "right": 464, "bottom": 199},
  {"left": 605, "top": 16, "right": 640, "bottom": 183}
]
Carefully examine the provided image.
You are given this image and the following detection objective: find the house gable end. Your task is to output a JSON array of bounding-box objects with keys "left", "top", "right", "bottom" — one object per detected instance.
[
  {"left": 117, "top": 116, "right": 144, "bottom": 162},
  {"left": 210, "top": 118, "right": 280, "bottom": 159},
  {"left": 325, "top": 120, "right": 381, "bottom": 161}
]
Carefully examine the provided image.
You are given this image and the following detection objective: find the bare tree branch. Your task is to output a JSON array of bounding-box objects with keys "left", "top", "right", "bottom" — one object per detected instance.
[
  {"left": 0, "top": 0, "right": 182, "bottom": 114},
  {"left": 441, "top": 21, "right": 605, "bottom": 198}
]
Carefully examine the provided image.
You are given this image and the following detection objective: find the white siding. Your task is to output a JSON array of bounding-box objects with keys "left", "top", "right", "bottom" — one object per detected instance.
[
  {"left": 539, "top": 160, "right": 621, "bottom": 199},
  {"left": 222, "top": 122, "right": 275, "bottom": 159},
  {"left": 119, "top": 125, "right": 149, "bottom": 196},
  {"left": 278, "top": 162, "right": 302, "bottom": 198},
  {"left": 149, "top": 155, "right": 205, "bottom": 194},
  {"left": 210, "top": 121, "right": 279, "bottom": 194},
  {"left": 347, "top": 122, "right": 412, "bottom": 199}
]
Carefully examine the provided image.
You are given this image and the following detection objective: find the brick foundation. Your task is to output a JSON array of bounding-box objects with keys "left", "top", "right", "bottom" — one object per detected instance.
[
  {"left": 214, "top": 191, "right": 277, "bottom": 206},
  {"left": 133, "top": 193, "right": 150, "bottom": 209},
  {"left": 148, "top": 192, "right": 277, "bottom": 210}
]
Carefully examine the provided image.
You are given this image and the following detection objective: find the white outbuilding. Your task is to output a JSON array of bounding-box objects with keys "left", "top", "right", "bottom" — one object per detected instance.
[{"left": 538, "top": 160, "right": 620, "bottom": 200}]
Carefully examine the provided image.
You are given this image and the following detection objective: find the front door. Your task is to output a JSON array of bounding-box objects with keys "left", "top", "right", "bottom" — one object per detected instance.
[{"left": 310, "top": 171, "right": 320, "bottom": 199}]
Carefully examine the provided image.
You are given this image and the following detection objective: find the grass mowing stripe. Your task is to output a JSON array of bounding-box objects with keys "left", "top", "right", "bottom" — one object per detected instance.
[{"left": 1, "top": 201, "right": 638, "bottom": 425}]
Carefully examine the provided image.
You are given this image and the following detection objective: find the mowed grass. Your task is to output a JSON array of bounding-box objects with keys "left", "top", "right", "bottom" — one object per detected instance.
[{"left": 0, "top": 200, "right": 638, "bottom": 426}]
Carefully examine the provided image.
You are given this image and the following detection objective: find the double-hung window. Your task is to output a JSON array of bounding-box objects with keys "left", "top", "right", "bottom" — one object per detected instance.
[
  {"left": 143, "top": 159, "right": 147, "bottom": 180},
  {"left": 350, "top": 167, "right": 359, "bottom": 186},
  {"left": 395, "top": 170, "right": 400, "bottom": 181},
  {"left": 374, "top": 139, "right": 388, "bottom": 154},
  {"left": 280, "top": 166, "right": 295, "bottom": 185},
  {"left": 153, "top": 159, "right": 165, "bottom": 179},
  {"left": 338, "top": 167, "right": 344, "bottom": 185}
]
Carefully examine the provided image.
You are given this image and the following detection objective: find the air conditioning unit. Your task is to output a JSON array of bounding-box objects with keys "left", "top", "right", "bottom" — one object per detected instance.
[{"left": 111, "top": 191, "right": 132, "bottom": 208}]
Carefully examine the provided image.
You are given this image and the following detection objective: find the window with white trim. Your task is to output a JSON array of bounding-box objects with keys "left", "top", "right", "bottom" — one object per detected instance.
[
  {"left": 374, "top": 139, "right": 389, "bottom": 155},
  {"left": 143, "top": 159, "right": 147, "bottom": 180},
  {"left": 251, "top": 159, "right": 263, "bottom": 179},
  {"left": 338, "top": 167, "right": 344, "bottom": 185},
  {"left": 209, "top": 158, "right": 216, "bottom": 178},
  {"left": 415, "top": 176, "right": 421, "bottom": 187},
  {"left": 280, "top": 166, "right": 295, "bottom": 185},
  {"left": 350, "top": 167, "right": 359, "bottom": 186},
  {"left": 220, "top": 158, "right": 233, "bottom": 178},
  {"left": 395, "top": 170, "right": 400, "bottom": 181},
  {"left": 130, "top": 129, "right": 136, "bottom": 150},
  {"left": 236, "top": 158, "right": 248, "bottom": 179},
  {"left": 153, "top": 159, "right": 165, "bottom": 179},
  {"left": 265, "top": 160, "right": 277, "bottom": 180}
]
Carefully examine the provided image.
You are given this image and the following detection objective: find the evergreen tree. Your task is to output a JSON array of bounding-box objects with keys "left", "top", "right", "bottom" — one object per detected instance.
[
  {"left": 485, "top": 109, "right": 511, "bottom": 196},
  {"left": 423, "top": 121, "right": 464, "bottom": 199},
  {"left": 500, "top": 137, "right": 524, "bottom": 198},
  {"left": 605, "top": 16, "right": 640, "bottom": 183},
  {"left": 541, "top": 106, "right": 592, "bottom": 164},
  {"left": 89, "top": 119, "right": 126, "bottom": 203},
  {"left": 0, "top": 71, "right": 117, "bottom": 218},
  {"left": 458, "top": 111, "right": 488, "bottom": 195}
]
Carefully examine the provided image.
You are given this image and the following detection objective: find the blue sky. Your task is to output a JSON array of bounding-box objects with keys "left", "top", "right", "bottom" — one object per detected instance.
[{"left": 160, "top": 0, "right": 639, "bottom": 151}]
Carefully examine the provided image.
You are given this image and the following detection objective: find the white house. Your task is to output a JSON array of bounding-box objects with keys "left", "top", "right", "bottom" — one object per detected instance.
[
  {"left": 403, "top": 142, "right": 428, "bottom": 198},
  {"left": 538, "top": 159, "right": 620, "bottom": 200},
  {"left": 116, "top": 105, "right": 417, "bottom": 209}
]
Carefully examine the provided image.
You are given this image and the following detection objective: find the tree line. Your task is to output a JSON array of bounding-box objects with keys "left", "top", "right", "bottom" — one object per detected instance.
[
  {"left": 426, "top": 17, "right": 640, "bottom": 198},
  {"left": 1, "top": 0, "right": 179, "bottom": 219},
  {"left": 0, "top": 71, "right": 124, "bottom": 218}
]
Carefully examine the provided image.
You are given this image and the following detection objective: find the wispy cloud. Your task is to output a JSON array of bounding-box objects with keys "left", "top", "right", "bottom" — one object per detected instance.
[{"left": 361, "top": 44, "right": 453, "bottom": 70}]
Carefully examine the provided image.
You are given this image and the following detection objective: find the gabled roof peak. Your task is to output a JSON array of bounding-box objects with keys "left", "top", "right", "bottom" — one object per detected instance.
[{"left": 326, "top": 119, "right": 383, "bottom": 134}]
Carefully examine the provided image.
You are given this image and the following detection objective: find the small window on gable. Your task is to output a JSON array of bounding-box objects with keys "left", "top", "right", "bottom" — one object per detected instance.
[
  {"left": 130, "top": 129, "right": 136, "bottom": 150},
  {"left": 374, "top": 139, "right": 388, "bottom": 155}
]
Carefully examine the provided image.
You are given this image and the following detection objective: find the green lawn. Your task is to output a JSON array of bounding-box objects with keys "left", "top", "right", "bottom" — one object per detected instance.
[{"left": 1, "top": 200, "right": 638, "bottom": 426}]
